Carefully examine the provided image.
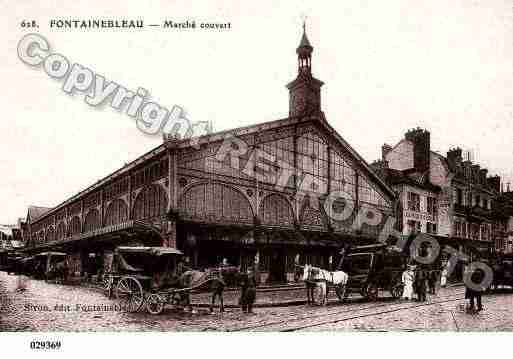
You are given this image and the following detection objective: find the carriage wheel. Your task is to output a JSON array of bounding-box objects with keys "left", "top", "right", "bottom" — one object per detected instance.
[
  {"left": 391, "top": 284, "right": 404, "bottom": 299},
  {"left": 364, "top": 283, "right": 379, "bottom": 301},
  {"left": 116, "top": 277, "right": 144, "bottom": 313},
  {"left": 146, "top": 294, "right": 165, "bottom": 315},
  {"left": 335, "top": 284, "right": 347, "bottom": 302},
  {"left": 103, "top": 276, "right": 113, "bottom": 298}
]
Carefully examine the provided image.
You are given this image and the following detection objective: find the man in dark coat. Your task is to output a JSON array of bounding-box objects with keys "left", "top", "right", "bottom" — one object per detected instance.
[
  {"left": 415, "top": 269, "right": 427, "bottom": 302},
  {"left": 465, "top": 265, "right": 484, "bottom": 312},
  {"left": 427, "top": 270, "right": 437, "bottom": 295},
  {"left": 239, "top": 267, "right": 257, "bottom": 314}
]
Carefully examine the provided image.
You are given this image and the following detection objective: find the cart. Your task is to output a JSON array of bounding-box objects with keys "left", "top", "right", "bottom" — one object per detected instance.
[
  {"left": 490, "top": 253, "right": 513, "bottom": 290},
  {"left": 341, "top": 244, "right": 407, "bottom": 301},
  {"left": 34, "top": 252, "right": 67, "bottom": 281},
  {"left": 103, "top": 246, "right": 226, "bottom": 314}
]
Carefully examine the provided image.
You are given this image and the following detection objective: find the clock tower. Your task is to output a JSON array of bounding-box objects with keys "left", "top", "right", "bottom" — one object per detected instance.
[{"left": 287, "top": 24, "right": 324, "bottom": 117}]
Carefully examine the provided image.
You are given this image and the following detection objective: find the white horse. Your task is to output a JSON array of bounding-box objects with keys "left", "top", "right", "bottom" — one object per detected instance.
[{"left": 301, "top": 264, "right": 349, "bottom": 305}]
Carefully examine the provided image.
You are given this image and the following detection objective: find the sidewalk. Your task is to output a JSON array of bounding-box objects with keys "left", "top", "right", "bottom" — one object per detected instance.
[{"left": 192, "top": 281, "right": 465, "bottom": 308}]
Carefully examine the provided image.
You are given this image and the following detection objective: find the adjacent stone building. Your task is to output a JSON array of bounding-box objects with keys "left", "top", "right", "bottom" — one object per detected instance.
[
  {"left": 373, "top": 128, "right": 502, "bottom": 260},
  {"left": 492, "top": 190, "right": 513, "bottom": 254}
]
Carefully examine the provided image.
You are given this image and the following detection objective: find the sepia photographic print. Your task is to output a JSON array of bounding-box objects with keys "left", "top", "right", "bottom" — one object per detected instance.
[{"left": 1, "top": 1, "right": 513, "bottom": 356}]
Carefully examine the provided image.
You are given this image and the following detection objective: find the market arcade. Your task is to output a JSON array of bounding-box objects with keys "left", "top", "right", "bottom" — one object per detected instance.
[{"left": 22, "top": 27, "right": 397, "bottom": 284}]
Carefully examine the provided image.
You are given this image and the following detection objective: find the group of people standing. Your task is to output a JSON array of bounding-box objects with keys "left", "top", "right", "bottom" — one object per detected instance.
[
  {"left": 402, "top": 262, "right": 486, "bottom": 313},
  {"left": 401, "top": 265, "right": 438, "bottom": 301}
]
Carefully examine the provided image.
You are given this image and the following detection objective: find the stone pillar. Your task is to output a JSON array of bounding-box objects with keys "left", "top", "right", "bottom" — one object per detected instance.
[
  {"left": 193, "top": 248, "right": 198, "bottom": 268},
  {"left": 165, "top": 136, "right": 179, "bottom": 249},
  {"left": 165, "top": 219, "right": 177, "bottom": 248},
  {"left": 254, "top": 250, "right": 261, "bottom": 286},
  {"left": 80, "top": 251, "right": 88, "bottom": 278}
]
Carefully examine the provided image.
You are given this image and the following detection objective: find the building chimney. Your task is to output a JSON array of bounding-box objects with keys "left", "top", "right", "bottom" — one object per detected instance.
[
  {"left": 471, "top": 165, "right": 481, "bottom": 184},
  {"left": 479, "top": 169, "right": 488, "bottom": 187},
  {"left": 488, "top": 175, "right": 501, "bottom": 193},
  {"left": 381, "top": 144, "right": 392, "bottom": 161},
  {"left": 462, "top": 160, "right": 472, "bottom": 180},
  {"left": 447, "top": 147, "right": 462, "bottom": 170},
  {"left": 405, "top": 128, "right": 430, "bottom": 173}
]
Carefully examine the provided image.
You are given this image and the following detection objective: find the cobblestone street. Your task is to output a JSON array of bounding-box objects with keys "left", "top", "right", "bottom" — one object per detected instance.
[{"left": 1, "top": 271, "right": 513, "bottom": 332}]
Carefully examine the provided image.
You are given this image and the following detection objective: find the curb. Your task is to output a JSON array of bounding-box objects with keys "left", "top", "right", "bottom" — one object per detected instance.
[{"left": 194, "top": 300, "right": 307, "bottom": 309}]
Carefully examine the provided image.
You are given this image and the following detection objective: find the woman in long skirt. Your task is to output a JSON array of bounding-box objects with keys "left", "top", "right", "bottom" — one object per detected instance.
[
  {"left": 402, "top": 266, "right": 415, "bottom": 300},
  {"left": 440, "top": 267, "right": 448, "bottom": 288}
]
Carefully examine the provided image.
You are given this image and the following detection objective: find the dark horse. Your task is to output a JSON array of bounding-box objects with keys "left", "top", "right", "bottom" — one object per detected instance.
[
  {"left": 164, "top": 267, "right": 239, "bottom": 312},
  {"left": 153, "top": 266, "right": 240, "bottom": 313},
  {"left": 294, "top": 265, "right": 316, "bottom": 305},
  {"left": 177, "top": 270, "right": 226, "bottom": 313},
  {"left": 46, "top": 261, "right": 69, "bottom": 283}
]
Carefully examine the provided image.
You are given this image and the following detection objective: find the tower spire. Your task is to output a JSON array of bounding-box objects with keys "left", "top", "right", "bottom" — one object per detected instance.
[
  {"left": 296, "top": 21, "right": 313, "bottom": 76},
  {"left": 286, "top": 23, "right": 324, "bottom": 117}
]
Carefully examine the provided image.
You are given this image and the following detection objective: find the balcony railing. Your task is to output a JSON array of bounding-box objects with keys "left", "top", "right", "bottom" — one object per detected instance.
[{"left": 453, "top": 203, "right": 493, "bottom": 220}]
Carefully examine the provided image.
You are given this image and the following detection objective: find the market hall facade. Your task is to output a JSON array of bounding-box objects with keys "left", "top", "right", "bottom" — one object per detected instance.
[{"left": 21, "top": 28, "right": 397, "bottom": 284}]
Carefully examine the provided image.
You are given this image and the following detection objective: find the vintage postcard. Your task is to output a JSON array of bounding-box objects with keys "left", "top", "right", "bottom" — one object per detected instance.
[{"left": 1, "top": 0, "right": 512, "bottom": 355}]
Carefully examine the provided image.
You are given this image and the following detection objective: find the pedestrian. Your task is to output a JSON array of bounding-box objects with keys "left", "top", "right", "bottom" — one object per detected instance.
[
  {"left": 415, "top": 269, "right": 427, "bottom": 302},
  {"left": 440, "top": 266, "right": 448, "bottom": 288},
  {"left": 239, "top": 267, "right": 257, "bottom": 314},
  {"left": 177, "top": 257, "right": 191, "bottom": 276},
  {"left": 465, "top": 264, "right": 485, "bottom": 313},
  {"left": 401, "top": 265, "right": 415, "bottom": 300},
  {"left": 427, "top": 270, "right": 437, "bottom": 295}
]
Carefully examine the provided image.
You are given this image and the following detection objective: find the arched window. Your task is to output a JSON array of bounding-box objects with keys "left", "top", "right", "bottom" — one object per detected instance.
[
  {"left": 179, "top": 182, "right": 253, "bottom": 224},
  {"left": 104, "top": 199, "right": 129, "bottom": 226},
  {"left": 133, "top": 184, "right": 168, "bottom": 220},
  {"left": 259, "top": 194, "right": 294, "bottom": 227},
  {"left": 83, "top": 209, "right": 100, "bottom": 233}
]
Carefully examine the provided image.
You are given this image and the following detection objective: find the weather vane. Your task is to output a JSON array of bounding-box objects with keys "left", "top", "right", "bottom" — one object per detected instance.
[{"left": 301, "top": 14, "right": 308, "bottom": 33}]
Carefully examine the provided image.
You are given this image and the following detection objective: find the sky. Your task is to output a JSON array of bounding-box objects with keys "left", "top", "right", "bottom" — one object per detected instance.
[{"left": 1, "top": 0, "right": 512, "bottom": 224}]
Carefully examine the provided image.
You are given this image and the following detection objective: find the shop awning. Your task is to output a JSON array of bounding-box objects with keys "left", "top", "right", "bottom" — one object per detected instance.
[{"left": 22, "top": 220, "right": 164, "bottom": 254}]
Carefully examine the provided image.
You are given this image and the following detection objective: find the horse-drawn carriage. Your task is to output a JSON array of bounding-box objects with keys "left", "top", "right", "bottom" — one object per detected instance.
[
  {"left": 2, "top": 254, "right": 22, "bottom": 274},
  {"left": 490, "top": 253, "right": 513, "bottom": 290},
  {"left": 0, "top": 249, "right": 9, "bottom": 272},
  {"left": 0, "top": 251, "right": 30, "bottom": 275},
  {"left": 103, "top": 246, "right": 229, "bottom": 315},
  {"left": 298, "top": 243, "right": 407, "bottom": 305},
  {"left": 340, "top": 244, "right": 407, "bottom": 301},
  {"left": 34, "top": 252, "right": 67, "bottom": 281}
]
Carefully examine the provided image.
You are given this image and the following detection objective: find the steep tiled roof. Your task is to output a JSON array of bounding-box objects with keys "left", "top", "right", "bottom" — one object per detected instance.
[
  {"left": 378, "top": 167, "right": 441, "bottom": 193},
  {"left": 27, "top": 206, "right": 52, "bottom": 221}
]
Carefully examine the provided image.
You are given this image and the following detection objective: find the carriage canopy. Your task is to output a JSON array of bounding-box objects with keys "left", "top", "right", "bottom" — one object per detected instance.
[
  {"left": 115, "top": 246, "right": 183, "bottom": 256},
  {"left": 112, "top": 247, "right": 184, "bottom": 275},
  {"left": 35, "top": 251, "right": 67, "bottom": 257}
]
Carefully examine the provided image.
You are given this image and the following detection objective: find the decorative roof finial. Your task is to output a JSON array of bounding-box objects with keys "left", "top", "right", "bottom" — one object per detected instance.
[{"left": 297, "top": 17, "right": 312, "bottom": 50}]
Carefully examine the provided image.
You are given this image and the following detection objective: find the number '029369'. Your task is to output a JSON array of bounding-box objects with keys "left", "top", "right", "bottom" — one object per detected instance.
[{"left": 30, "top": 341, "right": 61, "bottom": 350}]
